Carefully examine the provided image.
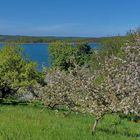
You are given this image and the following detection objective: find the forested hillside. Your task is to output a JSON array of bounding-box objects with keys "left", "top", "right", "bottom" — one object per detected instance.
[{"left": 0, "top": 35, "right": 101, "bottom": 43}]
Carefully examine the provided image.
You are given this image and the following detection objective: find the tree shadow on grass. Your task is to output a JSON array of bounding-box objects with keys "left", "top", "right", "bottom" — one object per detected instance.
[
  {"left": 0, "top": 100, "right": 44, "bottom": 109},
  {"left": 0, "top": 100, "right": 29, "bottom": 106},
  {"left": 97, "top": 127, "right": 140, "bottom": 138}
]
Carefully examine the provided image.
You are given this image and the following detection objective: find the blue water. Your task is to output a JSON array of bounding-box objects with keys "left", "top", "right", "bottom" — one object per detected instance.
[
  {"left": 0, "top": 43, "right": 99, "bottom": 70},
  {"left": 22, "top": 44, "right": 49, "bottom": 69},
  {"left": 0, "top": 43, "right": 49, "bottom": 70}
]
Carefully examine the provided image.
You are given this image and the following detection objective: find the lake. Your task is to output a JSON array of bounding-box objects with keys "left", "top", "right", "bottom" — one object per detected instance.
[{"left": 0, "top": 43, "right": 99, "bottom": 70}]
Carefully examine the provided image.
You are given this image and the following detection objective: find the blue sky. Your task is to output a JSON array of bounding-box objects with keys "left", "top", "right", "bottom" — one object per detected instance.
[{"left": 0, "top": 0, "right": 140, "bottom": 37}]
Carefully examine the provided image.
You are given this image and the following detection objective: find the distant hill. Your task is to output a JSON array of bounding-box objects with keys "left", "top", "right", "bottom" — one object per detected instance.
[{"left": 0, "top": 35, "right": 101, "bottom": 43}]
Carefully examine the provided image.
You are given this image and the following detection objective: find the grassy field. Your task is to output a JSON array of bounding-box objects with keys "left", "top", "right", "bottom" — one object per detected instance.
[{"left": 0, "top": 105, "right": 140, "bottom": 140}]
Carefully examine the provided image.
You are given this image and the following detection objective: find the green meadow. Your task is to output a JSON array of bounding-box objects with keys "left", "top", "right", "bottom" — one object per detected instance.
[{"left": 0, "top": 105, "right": 140, "bottom": 140}]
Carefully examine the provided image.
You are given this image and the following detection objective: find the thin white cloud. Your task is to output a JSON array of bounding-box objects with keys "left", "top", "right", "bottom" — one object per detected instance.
[
  {"left": 31, "top": 23, "right": 84, "bottom": 35},
  {"left": 27, "top": 23, "right": 85, "bottom": 36}
]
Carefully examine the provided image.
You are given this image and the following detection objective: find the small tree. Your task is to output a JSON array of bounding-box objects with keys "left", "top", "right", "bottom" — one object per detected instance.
[
  {"left": 0, "top": 45, "right": 42, "bottom": 101},
  {"left": 48, "top": 41, "right": 91, "bottom": 71}
]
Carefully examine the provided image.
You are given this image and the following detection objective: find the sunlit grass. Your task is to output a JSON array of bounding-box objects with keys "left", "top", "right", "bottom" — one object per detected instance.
[{"left": 0, "top": 105, "right": 140, "bottom": 140}]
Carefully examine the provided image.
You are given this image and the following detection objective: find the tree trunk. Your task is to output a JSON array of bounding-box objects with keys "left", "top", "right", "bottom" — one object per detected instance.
[{"left": 92, "top": 119, "right": 99, "bottom": 135}]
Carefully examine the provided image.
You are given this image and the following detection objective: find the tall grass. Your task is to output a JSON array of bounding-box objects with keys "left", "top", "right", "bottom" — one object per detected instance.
[{"left": 0, "top": 105, "right": 140, "bottom": 140}]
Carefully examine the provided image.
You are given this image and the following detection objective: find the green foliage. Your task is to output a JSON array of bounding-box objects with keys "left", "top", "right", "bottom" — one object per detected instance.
[
  {"left": 49, "top": 41, "right": 75, "bottom": 70},
  {"left": 0, "top": 45, "right": 42, "bottom": 99},
  {"left": 48, "top": 41, "right": 91, "bottom": 71},
  {"left": 74, "top": 44, "right": 91, "bottom": 66},
  {"left": 126, "top": 27, "right": 140, "bottom": 45},
  {"left": 100, "top": 36, "right": 126, "bottom": 57},
  {"left": 90, "top": 36, "right": 126, "bottom": 72}
]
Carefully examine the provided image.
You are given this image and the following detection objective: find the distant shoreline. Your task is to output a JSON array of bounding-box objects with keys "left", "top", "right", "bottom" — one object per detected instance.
[
  {"left": 0, "top": 42, "right": 50, "bottom": 45},
  {"left": 0, "top": 42, "right": 100, "bottom": 45}
]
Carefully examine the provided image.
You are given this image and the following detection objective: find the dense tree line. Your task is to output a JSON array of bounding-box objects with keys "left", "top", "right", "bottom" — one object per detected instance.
[{"left": 0, "top": 35, "right": 100, "bottom": 43}]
